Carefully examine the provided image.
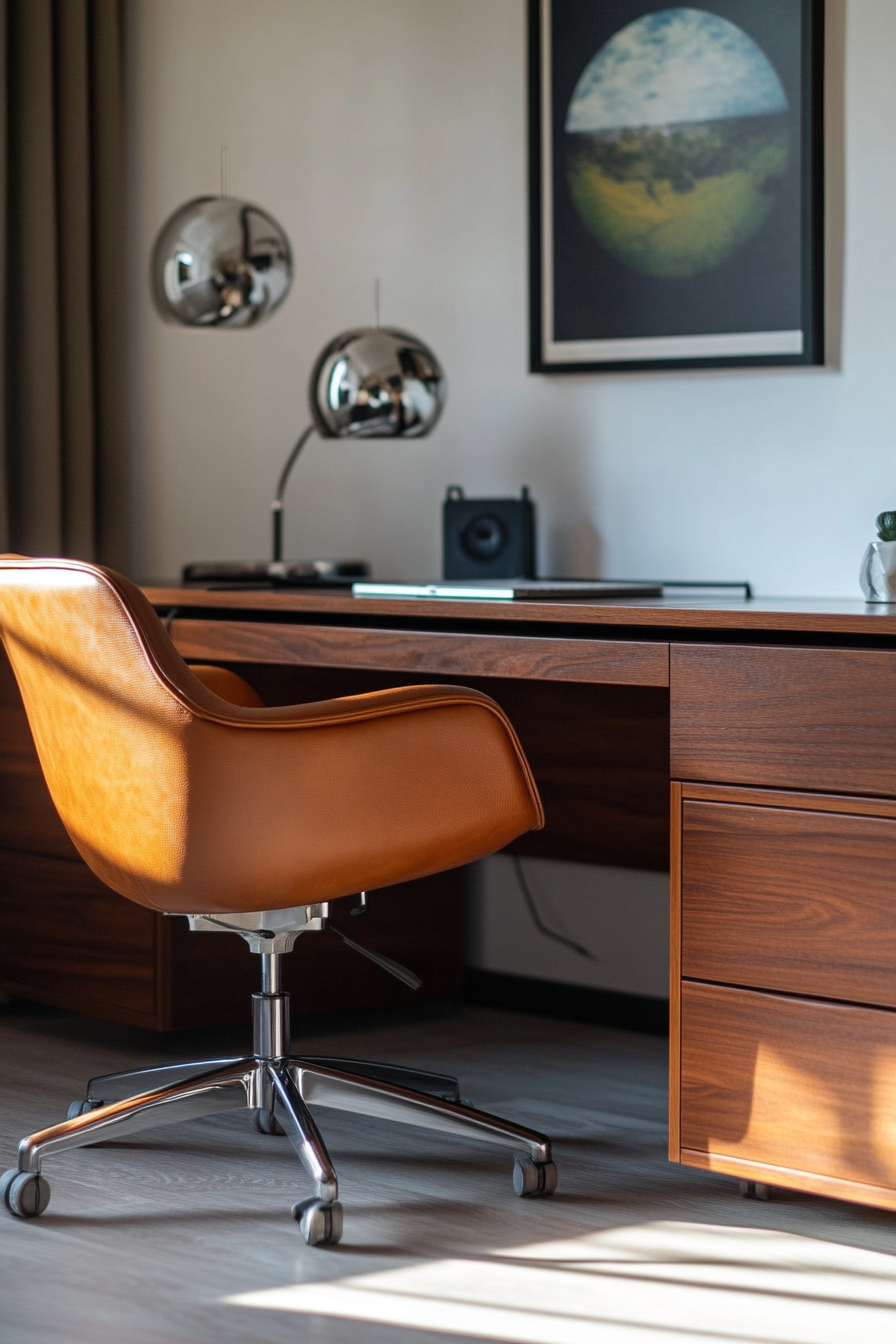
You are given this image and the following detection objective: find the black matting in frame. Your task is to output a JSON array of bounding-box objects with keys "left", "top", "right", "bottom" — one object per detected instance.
[{"left": 529, "top": 0, "right": 824, "bottom": 373}]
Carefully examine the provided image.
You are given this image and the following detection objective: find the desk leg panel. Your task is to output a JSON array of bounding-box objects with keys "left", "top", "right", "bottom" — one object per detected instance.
[
  {"left": 669, "top": 782, "right": 682, "bottom": 1161},
  {"left": 0, "top": 846, "right": 161, "bottom": 1025}
]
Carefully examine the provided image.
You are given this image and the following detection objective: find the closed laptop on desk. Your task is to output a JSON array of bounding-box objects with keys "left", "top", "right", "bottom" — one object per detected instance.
[{"left": 352, "top": 579, "right": 662, "bottom": 601}]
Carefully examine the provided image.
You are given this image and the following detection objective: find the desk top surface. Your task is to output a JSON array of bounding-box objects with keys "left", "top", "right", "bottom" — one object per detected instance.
[{"left": 144, "top": 587, "right": 896, "bottom": 639}]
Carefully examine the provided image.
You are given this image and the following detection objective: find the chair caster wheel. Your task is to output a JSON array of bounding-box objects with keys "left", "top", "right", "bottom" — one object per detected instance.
[
  {"left": 513, "top": 1156, "right": 557, "bottom": 1197},
  {"left": 67, "top": 1099, "right": 103, "bottom": 1120},
  {"left": 1, "top": 1169, "right": 51, "bottom": 1218},
  {"left": 292, "top": 1197, "right": 343, "bottom": 1246},
  {"left": 740, "top": 1180, "right": 770, "bottom": 1201},
  {"left": 255, "top": 1110, "right": 286, "bottom": 1136}
]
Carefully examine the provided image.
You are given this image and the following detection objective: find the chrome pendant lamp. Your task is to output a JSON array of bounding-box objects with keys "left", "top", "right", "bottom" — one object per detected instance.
[
  {"left": 151, "top": 151, "right": 292, "bottom": 328},
  {"left": 152, "top": 196, "right": 292, "bottom": 328}
]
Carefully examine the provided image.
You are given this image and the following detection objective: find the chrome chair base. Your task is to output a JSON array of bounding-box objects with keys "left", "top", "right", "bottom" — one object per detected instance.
[{"left": 1, "top": 950, "right": 556, "bottom": 1245}]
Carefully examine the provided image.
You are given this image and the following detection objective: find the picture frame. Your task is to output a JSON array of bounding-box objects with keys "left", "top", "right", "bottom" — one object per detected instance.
[{"left": 528, "top": 0, "right": 825, "bottom": 373}]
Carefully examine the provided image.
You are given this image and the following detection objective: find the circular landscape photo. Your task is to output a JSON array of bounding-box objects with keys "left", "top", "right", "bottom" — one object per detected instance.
[{"left": 565, "top": 8, "right": 790, "bottom": 280}]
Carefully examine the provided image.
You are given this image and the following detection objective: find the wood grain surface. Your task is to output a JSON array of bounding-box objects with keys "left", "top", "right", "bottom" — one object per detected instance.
[
  {"left": 680, "top": 982, "right": 896, "bottom": 1195},
  {"left": 0, "top": 654, "right": 77, "bottom": 859},
  {"left": 682, "top": 781, "right": 896, "bottom": 819},
  {"left": 679, "top": 1148, "right": 896, "bottom": 1213},
  {"left": 495, "top": 681, "right": 670, "bottom": 869},
  {"left": 170, "top": 618, "right": 670, "bottom": 686},
  {"left": 671, "top": 644, "right": 896, "bottom": 794},
  {"left": 146, "top": 584, "right": 896, "bottom": 636},
  {"left": 669, "top": 782, "right": 682, "bottom": 1162},
  {"left": 0, "top": 847, "right": 160, "bottom": 1022},
  {"left": 682, "top": 800, "right": 896, "bottom": 1006}
]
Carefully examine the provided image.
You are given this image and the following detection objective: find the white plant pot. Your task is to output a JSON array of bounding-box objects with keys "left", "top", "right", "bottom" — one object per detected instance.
[{"left": 859, "top": 540, "right": 896, "bottom": 601}]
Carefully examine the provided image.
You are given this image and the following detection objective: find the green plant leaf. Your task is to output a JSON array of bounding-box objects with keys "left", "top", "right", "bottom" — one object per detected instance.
[{"left": 877, "top": 511, "right": 896, "bottom": 541}]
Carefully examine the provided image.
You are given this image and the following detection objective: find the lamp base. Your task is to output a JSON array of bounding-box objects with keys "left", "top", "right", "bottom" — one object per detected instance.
[{"left": 182, "top": 559, "right": 369, "bottom": 589}]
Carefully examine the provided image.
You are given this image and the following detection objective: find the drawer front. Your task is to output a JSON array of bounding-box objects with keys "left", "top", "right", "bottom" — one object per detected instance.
[
  {"left": 682, "top": 799, "right": 896, "bottom": 1006},
  {"left": 172, "top": 619, "right": 670, "bottom": 687},
  {"left": 680, "top": 982, "right": 896, "bottom": 1193},
  {"left": 671, "top": 644, "right": 896, "bottom": 794}
]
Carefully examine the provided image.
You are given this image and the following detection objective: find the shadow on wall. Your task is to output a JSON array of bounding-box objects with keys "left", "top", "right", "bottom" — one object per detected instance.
[
  {"left": 515, "top": 422, "right": 604, "bottom": 579},
  {"left": 467, "top": 854, "right": 670, "bottom": 1000},
  {"left": 548, "top": 517, "right": 602, "bottom": 580}
]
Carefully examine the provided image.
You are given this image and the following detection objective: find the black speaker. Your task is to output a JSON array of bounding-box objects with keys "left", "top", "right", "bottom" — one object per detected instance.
[{"left": 442, "top": 486, "right": 536, "bottom": 580}]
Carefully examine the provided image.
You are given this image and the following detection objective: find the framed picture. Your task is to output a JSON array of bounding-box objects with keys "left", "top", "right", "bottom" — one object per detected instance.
[{"left": 529, "top": 1, "right": 824, "bottom": 373}]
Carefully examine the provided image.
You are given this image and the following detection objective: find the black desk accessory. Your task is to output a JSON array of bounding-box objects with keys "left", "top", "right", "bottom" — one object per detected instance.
[
  {"left": 443, "top": 485, "right": 536, "bottom": 580},
  {"left": 181, "top": 561, "right": 364, "bottom": 590}
]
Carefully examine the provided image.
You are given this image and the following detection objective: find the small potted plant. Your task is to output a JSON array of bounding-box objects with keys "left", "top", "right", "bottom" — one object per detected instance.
[{"left": 860, "top": 512, "right": 896, "bottom": 601}]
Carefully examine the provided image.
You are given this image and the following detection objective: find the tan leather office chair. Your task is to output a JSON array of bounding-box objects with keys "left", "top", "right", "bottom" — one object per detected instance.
[{"left": 0, "top": 556, "right": 555, "bottom": 1245}]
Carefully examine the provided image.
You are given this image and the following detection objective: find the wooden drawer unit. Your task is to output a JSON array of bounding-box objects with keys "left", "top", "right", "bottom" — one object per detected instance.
[
  {"left": 677, "top": 982, "right": 896, "bottom": 1210},
  {"left": 671, "top": 644, "right": 896, "bottom": 794},
  {"left": 681, "top": 790, "right": 896, "bottom": 1007},
  {"left": 671, "top": 778, "right": 896, "bottom": 1210}
]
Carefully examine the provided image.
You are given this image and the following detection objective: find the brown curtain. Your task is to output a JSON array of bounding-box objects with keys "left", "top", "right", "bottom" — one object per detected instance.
[{"left": 0, "top": 0, "right": 129, "bottom": 571}]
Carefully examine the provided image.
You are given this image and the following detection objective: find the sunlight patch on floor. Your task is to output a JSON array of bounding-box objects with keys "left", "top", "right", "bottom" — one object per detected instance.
[{"left": 225, "top": 1219, "right": 896, "bottom": 1342}]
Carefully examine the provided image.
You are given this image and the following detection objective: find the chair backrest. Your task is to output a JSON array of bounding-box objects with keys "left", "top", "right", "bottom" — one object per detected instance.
[
  {"left": 0, "top": 557, "right": 543, "bottom": 916},
  {"left": 0, "top": 557, "right": 213, "bottom": 904}
]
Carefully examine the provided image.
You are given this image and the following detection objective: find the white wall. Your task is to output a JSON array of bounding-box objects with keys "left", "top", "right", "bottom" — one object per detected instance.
[
  {"left": 468, "top": 857, "right": 670, "bottom": 999},
  {"left": 127, "top": 0, "right": 894, "bottom": 598}
]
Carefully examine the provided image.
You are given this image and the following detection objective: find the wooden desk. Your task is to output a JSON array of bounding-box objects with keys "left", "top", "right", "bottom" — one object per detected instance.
[{"left": 4, "top": 586, "right": 896, "bottom": 1213}]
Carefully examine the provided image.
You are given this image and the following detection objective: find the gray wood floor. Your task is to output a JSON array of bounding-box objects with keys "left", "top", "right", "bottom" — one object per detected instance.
[{"left": 2, "top": 997, "right": 896, "bottom": 1343}]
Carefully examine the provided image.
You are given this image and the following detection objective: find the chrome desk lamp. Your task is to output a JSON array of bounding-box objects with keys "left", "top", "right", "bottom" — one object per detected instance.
[
  {"left": 266, "top": 310, "right": 446, "bottom": 582},
  {"left": 180, "top": 311, "right": 446, "bottom": 587}
]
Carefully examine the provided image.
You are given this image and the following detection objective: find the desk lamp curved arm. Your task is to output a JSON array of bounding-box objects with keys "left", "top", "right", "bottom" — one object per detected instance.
[{"left": 271, "top": 425, "right": 315, "bottom": 567}]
